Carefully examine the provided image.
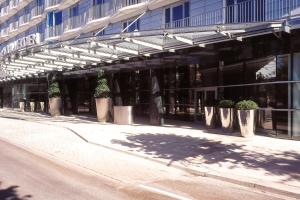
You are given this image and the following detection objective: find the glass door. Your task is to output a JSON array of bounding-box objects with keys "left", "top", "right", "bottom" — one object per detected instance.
[{"left": 194, "top": 87, "right": 217, "bottom": 122}]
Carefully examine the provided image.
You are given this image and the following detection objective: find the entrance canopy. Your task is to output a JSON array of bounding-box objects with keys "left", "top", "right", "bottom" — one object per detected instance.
[{"left": 0, "top": 21, "right": 291, "bottom": 82}]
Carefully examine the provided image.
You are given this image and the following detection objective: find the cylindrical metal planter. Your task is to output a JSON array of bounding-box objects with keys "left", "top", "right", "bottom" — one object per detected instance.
[
  {"left": 30, "top": 101, "right": 35, "bottom": 112},
  {"left": 204, "top": 106, "right": 216, "bottom": 128},
  {"left": 219, "top": 108, "right": 234, "bottom": 131},
  {"left": 49, "top": 97, "right": 62, "bottom": 116},
  {"left": 19, "top": 101, "right": 25, "bottom": 112},
  {"left": 237, "top": 109, "right": 255, "bottom": 137}
]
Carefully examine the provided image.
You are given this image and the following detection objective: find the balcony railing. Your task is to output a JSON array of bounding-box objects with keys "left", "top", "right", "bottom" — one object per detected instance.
[
  {"left": 45, "top": 24, "right": 63, "bottom": 39},
  {"left": 0, "top": 27, "right": 9, "bottom": 37},
  {"left": 164, "top": 0, "right": 300, "bottom": 29},
  {"left": 19, "top": 13, "right": 30, "bottom": 26},
  {"left": 87, "top": 2, "right": 112, "bottom": 22},
  {"left": 63, "top": 14, "right": 85, "bottom": 32},
  {"left": 9, "top": 0, "right": 18, "bottom": 9},
  {"left": 45, "top": 0, "right": 61, "bottom": 9},
  {"left": 9, "top": 21, "right": 19, "bottom": 32},
  {"left": 31, "top": 4, "right": 44, "bottom": 18}
]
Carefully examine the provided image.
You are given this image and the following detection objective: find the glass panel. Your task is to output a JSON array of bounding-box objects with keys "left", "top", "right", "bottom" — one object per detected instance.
[
  {"left": 55, "top": 11, "right": 62, "bottom": 25},
  {"left": 47, "top": 12, "right": 54, "bottom": 26},
  {"left": 172, "top": 5, "right": 183, "bottom": 21},
  {"left": 292, "top": 111, "right": 300, "bottom": 137},
  {"left": 223, "top": 63, "right": 244, "bottom": 85},
  {"left": 184, "top": 2, "right": 190, "bottom": 18},
  {"left": 293, "top": 52, "right": 300, "bottom": 81},
  {"left": 245, "top": 57, "right": 276, "bottom": 83},
  {"left": 165, "top": 8, "right": 170, "bottom": 24},
  {"left": 276, "top": 54, "right": 289, "bottom": 81},
  {"left": 293, "top": 83, "right": 300, "bottom": 109}
]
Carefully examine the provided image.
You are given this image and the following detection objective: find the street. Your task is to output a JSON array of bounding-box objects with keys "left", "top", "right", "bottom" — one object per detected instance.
[{"left": 0, "top": 139, "right": 291, "bottom": 200}]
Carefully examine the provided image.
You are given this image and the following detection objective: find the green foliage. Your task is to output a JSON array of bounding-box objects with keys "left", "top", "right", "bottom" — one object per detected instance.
[
  {"left": 235, "top": 100, "right": 258, "bottom": 110},
  {"left": 48, "top": 81, "right": 61, "bottom": 98},
  {"left": 94, "top": 71, "right": 110, "bottom": 98},
  {"left": 219, "top": 99, "right": 235, "bottom": 108}
]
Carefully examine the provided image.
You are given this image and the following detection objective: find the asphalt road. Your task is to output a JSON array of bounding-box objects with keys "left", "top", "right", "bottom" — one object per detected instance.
[{"left": 0, "top": 139, "right": 290, "bottom": 200}]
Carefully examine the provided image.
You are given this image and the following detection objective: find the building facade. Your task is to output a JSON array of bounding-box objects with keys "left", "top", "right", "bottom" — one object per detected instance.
[{"left": 0, "top": 0, "right": 300, "bottom": 140}]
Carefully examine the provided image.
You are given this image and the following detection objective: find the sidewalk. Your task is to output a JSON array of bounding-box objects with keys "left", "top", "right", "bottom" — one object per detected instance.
[{"left": 0, "top": 109, "right": 299, "bottom": 198}]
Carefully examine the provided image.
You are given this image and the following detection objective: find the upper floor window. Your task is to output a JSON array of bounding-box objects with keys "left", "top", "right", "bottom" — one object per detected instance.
[
  {"left": 93, "top": 0, "right": 105, "bottom": 6},
  {"left": 122, "top": 19, "right": 140, "bottom": 32},
  {"left": 47, "top": 11, "right": 62, "bottom": 27},
  {"left": 165, "top": 2, "right": 190, "bottom": 28},
  {"left": 69, "top": 4, "right": 79, "bottom": 17}
]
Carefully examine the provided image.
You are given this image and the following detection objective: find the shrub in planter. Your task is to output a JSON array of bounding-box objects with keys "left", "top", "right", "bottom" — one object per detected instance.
[
  {"left": 235, "top": 100, "right": 258, "bottom": 137},
  {"left": 204, "top": 100, "right": 217, "bottom": 128},
  {"left": 218, "top": 99, "right": 235, "bottom": 131},
  {"left": 48, "top": 81, "right": 62, "bottom": 116},
  {"left": 94, "top": 71, "right": 111, "bottom": 122}
]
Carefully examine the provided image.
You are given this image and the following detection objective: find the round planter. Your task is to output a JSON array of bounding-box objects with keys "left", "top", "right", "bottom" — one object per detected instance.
[
  {"left": 19, "top": 101, "right": 25, "bottom": 112},
  {"left": 39, "top": 102, "right": 45, "bottom": 112},
  {"left": 95, "top": 98, "right": 111, "bottom": 122},
  {"left": 30, "top": 101, "right": 35, "bottom": 112},
  {"left": 237, "top": 109, "right": 256, "bottom": 137},
  {"left": 219, "top": 108, "right": 234, "bottom": 131},
  {"left": 204, "top": 106, "right": 216, "bottom": 128},
  {"left": 49, "top": 97, "right": 62, "bottom": 116},
  {"left": 113, "top": 106, "right": 133, "bottom": 125}
]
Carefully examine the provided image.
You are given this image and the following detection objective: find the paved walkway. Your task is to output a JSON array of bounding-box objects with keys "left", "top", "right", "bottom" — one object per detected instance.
[{"left": 0, "top": 109, "right": 299, "bottom": 198}]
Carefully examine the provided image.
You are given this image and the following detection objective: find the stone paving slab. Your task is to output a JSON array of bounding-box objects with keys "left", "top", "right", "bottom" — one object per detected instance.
[{"left": 0, "top": 109, "right": 299, "bottom": 197}]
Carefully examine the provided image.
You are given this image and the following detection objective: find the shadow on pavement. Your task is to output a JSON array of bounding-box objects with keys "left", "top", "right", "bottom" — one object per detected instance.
[
  {"left": 0, "top": 182, "right": 32, "bottom": 200},
  {"left": 111, "top": 133, "right": 300, "bottom": 182}
]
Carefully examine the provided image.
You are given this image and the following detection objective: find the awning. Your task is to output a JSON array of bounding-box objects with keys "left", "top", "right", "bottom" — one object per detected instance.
[{"left": 0, "top": 21, "right": 291, "bottom": 82}]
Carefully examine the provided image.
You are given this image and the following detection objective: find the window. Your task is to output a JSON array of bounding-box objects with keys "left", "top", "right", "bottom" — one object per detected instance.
[
  {"left": 47, "top": 11, "right": 62, "bottom": 27},
  {"left": 122, "top": 19, "right": 140, "bottom": 32},
  {"left": 93, "top": 0, "right": 105, "bottom": 6},
  {"left": 165, "top": 2, "right": 190, "bottom": 28},
  {"left": 69, "top": 4, "right": 79, "bottom": 17}
]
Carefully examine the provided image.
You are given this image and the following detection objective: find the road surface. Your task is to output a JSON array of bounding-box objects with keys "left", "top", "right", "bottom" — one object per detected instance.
[{"left": 0, "top": 139, "right": 290, "bottom": 200}]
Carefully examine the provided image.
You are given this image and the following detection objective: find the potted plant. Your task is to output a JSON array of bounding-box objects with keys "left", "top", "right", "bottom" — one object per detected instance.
[
  {"left": 204, "top": 100, "right": 217, "bottom": 128},
  {"left": 48, "top": 81, "right": 62, "bottom": 116},
  {"left": 235, "top": 100, "right": 258, "bottom": 137},
  {"left": 94, "top": 71, "right": 111, "bottom": 122},
  {"left": 219, "top": 99, "right": 235, "bottom": 131}
]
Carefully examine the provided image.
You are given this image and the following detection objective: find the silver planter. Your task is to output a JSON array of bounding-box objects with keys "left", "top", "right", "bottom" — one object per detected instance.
[
  {"left": 219, "top": 108, "right": 234, "bottom": 131},
  {"left": 204, "top": 106, "right": 216, "bottom": 128},
  {"left": 113, "top": 106, "right": 133, "bottom": 125},
  {"left": 237, "top": 110, "right": 256, "bottom": 137}
]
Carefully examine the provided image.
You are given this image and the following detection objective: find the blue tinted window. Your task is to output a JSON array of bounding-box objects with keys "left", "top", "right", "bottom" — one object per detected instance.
[
  {"left": 172, "top": 5, "right": 183, "bottom": 21},
  {"left": 47, "top": 12, "right": 54, "bottom": 26},
  {"left": 71, "top": 5, "right": 79, "bottom": 17},
  {"left": 184, "top": 2, "right": 189, "bottom": 18},
  {"left": 36, "top": 0, "right": 42, "bottom": 6},
  {"left": 55, "top": 11, "right": 62, "bottom": 25},
  {"left": 94, "top": 0, "right": 104, "bottom": 5},
  {"left": 165, "top": 8, "right": 170, "bottom": 23}
]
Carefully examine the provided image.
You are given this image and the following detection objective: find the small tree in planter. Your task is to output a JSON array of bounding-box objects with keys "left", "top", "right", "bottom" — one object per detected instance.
[
  {"left": 48, "top": 81, "right": 62, "bottom": 116},
  {"left": 94, "top": 71, "right": 111, "bottom": 122},
  {"left": 204, "top": 99, "right": 217, "bottom": 128},
  {"left": 219, "top": 99, "right": 235, "bottom": 131},
  {"left": 235, "top": 100, "right": 258, "bottom": 137}
]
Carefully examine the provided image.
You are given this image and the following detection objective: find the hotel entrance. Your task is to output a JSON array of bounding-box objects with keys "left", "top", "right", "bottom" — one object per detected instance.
[{"left": 194, "top": 87, "right": 217, "bottom": 122}]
